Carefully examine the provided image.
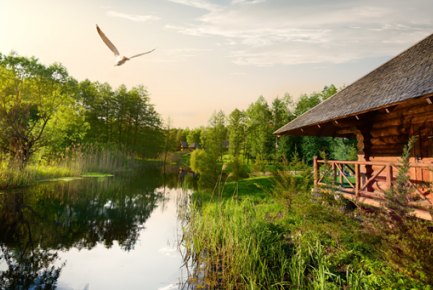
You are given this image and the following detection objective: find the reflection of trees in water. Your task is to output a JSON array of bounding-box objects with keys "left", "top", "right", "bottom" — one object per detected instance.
[
  {"left": 0, "top": 191, "right": 64, "bottom": 289},
  {"left": 0, "top": 168, "right": 181, "bottom": 288}
]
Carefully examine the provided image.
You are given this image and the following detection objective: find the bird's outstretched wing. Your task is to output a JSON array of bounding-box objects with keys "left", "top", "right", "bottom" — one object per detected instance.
[
  {"left": 129, "top": 48, "right": 156, "bottom": 59},
  {"left": 96, "top": 25, "right": 120, "bottom": 57}
]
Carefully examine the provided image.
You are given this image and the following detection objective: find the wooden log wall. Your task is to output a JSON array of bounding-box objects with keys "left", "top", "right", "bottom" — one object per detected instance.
[{"left": 364, "top": 97, "right": 433, "bottom": 201}]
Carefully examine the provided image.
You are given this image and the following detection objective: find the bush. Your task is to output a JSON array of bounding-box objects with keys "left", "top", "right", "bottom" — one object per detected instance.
[{"left": 357, "top": 137, "right": 433, "bottom": 285}]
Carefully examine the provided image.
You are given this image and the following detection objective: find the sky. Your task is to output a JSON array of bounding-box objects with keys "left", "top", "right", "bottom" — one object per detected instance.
[{"left": 1, "top": 0, "right": 433, "bottom": 128}]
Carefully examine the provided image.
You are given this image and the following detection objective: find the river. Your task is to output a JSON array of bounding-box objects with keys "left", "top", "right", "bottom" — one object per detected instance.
[{"left": 0, "top": 166, "right": 195, "bottom": 290}]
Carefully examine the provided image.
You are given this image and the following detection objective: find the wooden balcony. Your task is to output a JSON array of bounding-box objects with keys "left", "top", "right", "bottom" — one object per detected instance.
[{"left": 313, "top": 156, "right": 433, "bottom": 220}]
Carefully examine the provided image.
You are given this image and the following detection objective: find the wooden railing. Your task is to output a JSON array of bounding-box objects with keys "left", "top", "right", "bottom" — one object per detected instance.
[{"left": 313, "top": 156, "right": 433, "bottom": 204}]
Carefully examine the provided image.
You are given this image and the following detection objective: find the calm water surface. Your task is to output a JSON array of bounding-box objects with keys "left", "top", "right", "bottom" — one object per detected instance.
[{"left": 0, "top": 167, "right": 195, "bottom": 290}]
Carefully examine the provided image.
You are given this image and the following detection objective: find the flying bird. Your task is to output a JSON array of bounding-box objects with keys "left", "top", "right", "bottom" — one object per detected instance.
[{"left": 96, "top": 24, "right": 155, "bottom": 66}]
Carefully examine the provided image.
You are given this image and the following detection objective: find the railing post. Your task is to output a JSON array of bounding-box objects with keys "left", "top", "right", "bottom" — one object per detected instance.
[
  {"left": 386, "top": 165, "right": 392, "bottom": 189},
  {"left": 314, "top": 156, "right": 318, "bottom": 186},
  {"left": 355, "top": 163, "right": 360, "bottom": 196},
  {"left": 332, "top": 162, "right": 336, "bottom": 187},
  {"left": 339, "top": 164, "right": 343, "bottom": 186}
]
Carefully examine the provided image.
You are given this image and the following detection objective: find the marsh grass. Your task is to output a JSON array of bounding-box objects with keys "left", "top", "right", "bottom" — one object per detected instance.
[
  {"left": 0, "top": 143, "right": 136, "bottom": 189},
  {"left": 177, "top": 147, "right": 432, "bottom": 289},
  {"left": 157, "top": 151, "right": 182, "bottom": 165},
  {"left": 179, "top": 199, "right": 290, "bottom": 289},
  {"left": 178, "top": 198, "right": 373, "bottom": 290}
]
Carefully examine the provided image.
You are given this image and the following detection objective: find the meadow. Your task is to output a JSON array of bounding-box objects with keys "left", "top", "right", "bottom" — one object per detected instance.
[{"left": 178, "top": 148, "right": 433, "bottom": 289}]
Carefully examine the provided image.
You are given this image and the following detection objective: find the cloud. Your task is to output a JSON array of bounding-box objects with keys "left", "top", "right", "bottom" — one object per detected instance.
[
  {"left": 167, "top": 0, "right": 219, "bottom": 11},
  {"left": 158, "top": 284, "right": 179, "bottom": 290},
  {"left": 158, "top": 246, "right": 178, "bottom": 258},
  {"left": 107, "top": 11, "right": 160, "bottom": 22},
  {"left": 229, "top": 72, "right": 246, "bottom": 75},
  {"left": 232, "top": 0, "right": 266, "bottom": 4},
  {"left": 150, "top": 48, "right": 211, "bottom": 63},
  {"left": 166, "top": 0, "right": 433, "bottom": 66}
]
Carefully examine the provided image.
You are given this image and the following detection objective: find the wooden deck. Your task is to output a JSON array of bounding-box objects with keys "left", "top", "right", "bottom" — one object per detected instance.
[{"left": 313, "top": 157, "right": 433, "bottom": 220}]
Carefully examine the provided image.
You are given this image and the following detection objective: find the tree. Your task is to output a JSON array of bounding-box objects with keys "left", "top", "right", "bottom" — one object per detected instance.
[
  {"left": 161, "top": 117, "right": 176, "bottom": 169},
  {"left": 227, "top": 108, "right": 245, "bottom": 158},
  {"left": 186, "top": 128, "right": 201, "bottom": 147},
  {"left": 272, "top": 94, "right": 295, "bottom": 163},
  {"left": 0, "top": 52, "right": 77, "bottom": 169},
  {"left": 208, "top": 110, "right": 226, "bottom": 161},
  {"left": 245, "top": 96, "right": 273, "bottom": 162}
]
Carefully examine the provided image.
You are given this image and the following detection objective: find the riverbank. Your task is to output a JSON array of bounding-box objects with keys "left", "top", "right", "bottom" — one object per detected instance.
[
  {"left": 179, "top": 174, "right": 432, "bottom": 289},
  {"left": 0, "top": 145, "right": 163, "bottom": 190}
]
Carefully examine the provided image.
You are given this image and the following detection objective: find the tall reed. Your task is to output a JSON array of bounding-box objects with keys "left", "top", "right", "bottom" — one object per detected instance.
[{"left": 0, "top": 143, "right": 136, "bottom": 189}]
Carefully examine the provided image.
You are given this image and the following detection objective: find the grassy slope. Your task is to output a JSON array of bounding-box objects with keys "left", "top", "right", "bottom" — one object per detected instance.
[{"left": 186, "top": 170, "right": 429, "bottom": 289}]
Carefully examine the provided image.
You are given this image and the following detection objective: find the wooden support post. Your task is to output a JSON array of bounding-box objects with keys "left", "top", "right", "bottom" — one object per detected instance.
[
  {"left": 355, "top": 163, "right": 360, "bottom": 196},
  {"left": 386, "top": 165, "right": 392, "bottom": 189},
  {"left": 332, "top": 163, "right": 336, "bottom": 186},
  {"left": 339, "top": 164, "right": 343, "bottom": 186},
  {"left": 314, "top": 156, "right": 318, "bottom": 185}
]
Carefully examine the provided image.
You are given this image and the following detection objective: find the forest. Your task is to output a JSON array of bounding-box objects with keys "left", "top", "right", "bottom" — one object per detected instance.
[{"left": 0, "top": 51, "right": 356, "bottom": 188}]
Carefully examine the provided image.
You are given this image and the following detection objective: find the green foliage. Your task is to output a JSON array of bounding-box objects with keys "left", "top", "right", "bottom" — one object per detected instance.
[
  {"left": 179, "top": 199, "right": 291, "bottom": 289},
  {"left": 186, "top": 128, "right": 201, "bottom": 146},
  {"left": 358, "top": 136, "right": 433, "bottom": 285},
  {"left": 228, "top": 155, "right": 248, "bottom": 182},
  {"left": 227, "top": 108, "right": 245, "bottom": 158},
  {"left": 79, "top": 80, "right": 163, "bottom": 158},
  {"left": 249, "top": 154, "right": 267, "bottom": 175},
  {"left": 0, "top": 51, "right": 164, "bottom": 178},
  {"left": 0, "top": 52, "right": 77, "bottom": 168},
  {"left": 260, "top": 150, "right": 313, "bottom": 211},
  {"left": 0, "top": 142, "right": 137, "bottom": 189}
]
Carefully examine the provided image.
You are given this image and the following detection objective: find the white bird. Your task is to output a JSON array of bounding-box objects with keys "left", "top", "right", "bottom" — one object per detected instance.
[{"left": 96, "top": 24, "right": 155, "bottom": 67}]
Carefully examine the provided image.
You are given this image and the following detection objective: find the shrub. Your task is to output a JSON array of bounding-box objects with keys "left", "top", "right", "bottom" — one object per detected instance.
[{"left": 357, "top": 136, "right": 433, "bottom": 285}]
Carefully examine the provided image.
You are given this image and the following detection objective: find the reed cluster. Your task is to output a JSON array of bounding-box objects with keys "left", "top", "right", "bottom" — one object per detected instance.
[
  {"left": 178, "top": 199, "right": 368, "bottom": 289},
  {"left": 156, "top": 151, "right": 182, "bottom": 165},
  {"left": 0, "top": 143, "right": 136, "bottom": 189}
]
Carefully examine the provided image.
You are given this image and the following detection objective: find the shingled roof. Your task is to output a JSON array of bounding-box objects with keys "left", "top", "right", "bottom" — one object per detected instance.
[
  {"left": 189, "top": 142, "right": 201, "bottom": 149},
  {"left": 274, "top": 33, "right": 433, "bottom": 136}
]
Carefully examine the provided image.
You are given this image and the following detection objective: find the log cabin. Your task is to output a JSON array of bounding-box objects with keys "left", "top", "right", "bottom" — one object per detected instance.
[
  {"left": 274, "top": 33, "right": 433, "bottom": 220},
  {"left": 189, "top": 142, "right": 201, "bottom": 151},
  {"left": 180, "top": 141, "right": 189, "bottom": 151}
]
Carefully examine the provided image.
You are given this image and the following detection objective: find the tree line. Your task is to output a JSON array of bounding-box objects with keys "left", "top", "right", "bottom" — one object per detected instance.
[
  {"left": 0, "top": 52, "right": 163, "bottom": 169},
  {"left": 167, "top": 84, "right": 357, "bottom": 165}
]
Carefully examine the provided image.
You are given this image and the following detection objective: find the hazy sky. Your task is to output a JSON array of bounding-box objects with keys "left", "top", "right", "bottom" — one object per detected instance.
[{"left": 1, "top": 0, "right": 432, "bottom": 128}]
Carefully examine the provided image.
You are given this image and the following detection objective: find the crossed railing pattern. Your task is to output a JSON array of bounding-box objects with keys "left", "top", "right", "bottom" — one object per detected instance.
[{"left": 313, "top": 157, "right": 433, "bottom": 204}]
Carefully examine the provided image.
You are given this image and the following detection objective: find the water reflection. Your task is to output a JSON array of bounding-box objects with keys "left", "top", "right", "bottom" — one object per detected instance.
[{"left": 0, "top": 167, "right": 196, "bottom": 289}]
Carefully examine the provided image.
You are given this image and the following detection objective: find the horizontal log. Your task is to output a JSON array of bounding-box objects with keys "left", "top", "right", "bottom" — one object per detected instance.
[
  {"left": 372, "top": 117, "right": 403, "bottom": 129},
  {"left": 370, "top": 126, "right": 408, "bottom": 137},
  {"left": 371, "top": 144, "right": 405, "bottom": 151},
  {"left": 411, "top": 112, "right": 433, "bottom": 124},
  {"left": 375, "top": 103, "right": 433, "bottom": 121},
  {"left": 370, "top": 152, "right": 406, "bottom": 157},
  {"left": 370, "top": 135, "right": 409, "bottom": 146},
  {"left": 370, "top": 150, "right": 404, "bottom": 155},
  {"left": 369, "top": 156, "right": 401, "bottom": 162}
]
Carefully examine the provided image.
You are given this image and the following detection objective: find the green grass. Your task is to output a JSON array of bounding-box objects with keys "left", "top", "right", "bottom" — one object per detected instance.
[
  {"left": 0, "top": 144, "right": 139, "bottom": 189},
  {"left": 180, "top": 168, "right": 430, "bottom": 289}
]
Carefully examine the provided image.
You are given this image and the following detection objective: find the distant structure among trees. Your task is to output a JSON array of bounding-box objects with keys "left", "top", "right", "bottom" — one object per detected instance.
[
  {"left": 180, "top": 141, "right": 189, "bottom": 151},
  {"left": 189, "top": 143, "right": 201, "bottom": 150}
]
